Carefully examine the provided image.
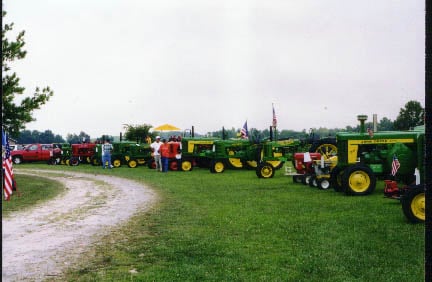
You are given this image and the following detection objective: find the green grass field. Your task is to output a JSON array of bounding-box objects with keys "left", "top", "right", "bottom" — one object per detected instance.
[{"left": 4, "top": 163, "right": 424, "bottom": 281}]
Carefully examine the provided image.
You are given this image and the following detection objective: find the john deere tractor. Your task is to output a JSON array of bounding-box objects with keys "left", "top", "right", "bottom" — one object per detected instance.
[{"left": 331, "top": 115, "right": 425, "bottom": 197}]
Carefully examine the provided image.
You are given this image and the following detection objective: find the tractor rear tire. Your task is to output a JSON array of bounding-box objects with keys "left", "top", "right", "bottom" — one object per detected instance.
[
  {"left": 210, "top": 160, "right": 225, "bottom": 173},
  {"left": 342, "top": 164, "right": 376, "bottom": 195},
  {"left": 227, "top": 157, "right": 243, "bottom": 169},
  {"left": 330, "top": 167, "right": 344, "bottom": 192},
  {"left": 169, "top": 161, "right": 178, "bottom": 171},
  {"left": 309, "top": 138, "right": 337, "bottom": 160},
  {"left": 401, "top": 186, "right": 425, "bottom": 223},
  {"left": 256, "top": 162, "right": 275, "bottom": 178}
]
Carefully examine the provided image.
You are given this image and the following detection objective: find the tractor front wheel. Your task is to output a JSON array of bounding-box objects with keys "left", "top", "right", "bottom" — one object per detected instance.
[
  {"left": 401, "top": 186, "right": 425, "bottom": 223},
  {"left": 342, "top": 164, "right": 376, "bottom": 195},
  {"left": 210, "top": 160, "right": 225, "bottom": 173},
  {"left": 128, "top": 159, "right": 138, "bottom": 168},
  {"left": 181, "top": 160, "right": 193, "bottom": 171},
  {"left": 318, "top": 178, "right": 331, "bottom": 190},
  {"left": 330, "top": 167, "right": 344, "bottom": 192},
  {"left": 256, "top": 162, "right": 275, "bottom": 178},
  {"left": 112, "top": 158, "right": 122, "bottom": 168}
]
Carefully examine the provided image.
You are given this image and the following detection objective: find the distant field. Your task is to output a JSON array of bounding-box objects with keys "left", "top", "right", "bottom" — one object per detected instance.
[{"left": 8, "top": 163, "right": 424, "bottom": 281}]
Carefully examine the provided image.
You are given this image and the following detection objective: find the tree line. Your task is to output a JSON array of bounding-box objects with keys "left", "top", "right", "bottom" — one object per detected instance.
[{"left": 15, "top": 100, "right": 424, "bottom": 145}]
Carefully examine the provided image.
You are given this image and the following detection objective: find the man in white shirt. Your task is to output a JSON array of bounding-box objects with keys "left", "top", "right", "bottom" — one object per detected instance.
[{"left": 150, "top": 136, "right": 162, "bottom": 171}]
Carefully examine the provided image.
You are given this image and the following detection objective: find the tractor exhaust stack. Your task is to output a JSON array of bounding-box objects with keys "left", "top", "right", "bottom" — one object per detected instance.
[{"left": 357, "top": 115, "right": 368, "bottom": 134}]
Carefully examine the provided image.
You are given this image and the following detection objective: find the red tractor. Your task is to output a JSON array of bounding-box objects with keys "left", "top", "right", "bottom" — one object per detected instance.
[
  {"left": 68, "top": 143, "right": 97, "bottom": 166},
  {"left": 292, "top": 152, "right": 322, "bottom": 184}
]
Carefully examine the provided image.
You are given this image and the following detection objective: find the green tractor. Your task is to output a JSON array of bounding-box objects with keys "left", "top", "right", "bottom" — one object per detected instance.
[
  {"left": 331, "top": 115, "right": 425, "bottom": 197},
  {"left": 206, "top": 138, "right": 258, "bottom": 173},
  {"left": 179, "top": 137, "right": 218, "bottom": 171},
  {"left": 53, "top": 143, "right": 72, "bottom": 165},
  {"left": 123, "top": 143, "right": 153, "bottom": 168},
  {"left": 91, "top": 141, "right": 146, "bottom": 168}
]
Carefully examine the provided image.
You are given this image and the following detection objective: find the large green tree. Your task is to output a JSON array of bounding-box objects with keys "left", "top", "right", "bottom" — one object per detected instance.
[
  {"left": 123, "top": 124, "right": 153, "bottom": 143},
  {"left": 393, "top": 100, "right": 425, "bottom": 130},
  {"left": 2, "top": 11, "right": 54, "bottom": 137}
]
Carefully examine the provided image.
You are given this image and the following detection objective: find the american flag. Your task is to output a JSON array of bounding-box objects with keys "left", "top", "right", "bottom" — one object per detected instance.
[
  {"left": 2, "top": 130, "right": 14, "bottom": 200},
  {"left": 240, "top": 121, "right": 248, "bottom": 139},
  {"left": 272, "top": 104, "right": 277, "bottom": 128},
  {"left": 391, "top": 154, "right": 400, "bottom": 176}
]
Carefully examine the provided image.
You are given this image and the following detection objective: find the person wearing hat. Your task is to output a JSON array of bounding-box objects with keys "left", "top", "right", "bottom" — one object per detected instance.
[{"left": 150, "top": 136, "right": 162, "bottom": 171}]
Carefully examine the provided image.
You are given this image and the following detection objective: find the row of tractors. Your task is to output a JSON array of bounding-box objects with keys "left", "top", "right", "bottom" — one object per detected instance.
[
  {"left": 287, "top": 115, "right": 425, "bottom": 223},
  {"left": 15, "top": 115, "right": 425, "bottom": 223}
]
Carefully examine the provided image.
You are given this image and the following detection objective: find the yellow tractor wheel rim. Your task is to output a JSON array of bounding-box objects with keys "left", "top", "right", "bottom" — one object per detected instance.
[
  {"left": 182, "top": 161, "right": 192, "bottom": 171},
  {"left": 348, "top": 170, "right": 370, "bottom": 193},
  {"left": 246, "top": 160, "right": 258, "bottom": 168},
  {"left": 214, "top": 162, "right": 224, "bottom": 173},
  {"left": 113, "top": 160, "right": 121, "bottom": 167},
  {"left": 411, "top": 193, "right": 425, "bottom": 221},
  {"left": 260, "top": 165, "right": 274, "bottom": 178},
  {"left": 129, "top": 160, "right": 137, "bottom": 168},
  {"left": 315, "top": 144, "right": 338, "bottom": 160}
]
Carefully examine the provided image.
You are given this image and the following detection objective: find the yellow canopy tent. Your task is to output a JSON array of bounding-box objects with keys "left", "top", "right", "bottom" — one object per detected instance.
[{"left": 153, "top": 123, "right": 181, "bottom": 131}]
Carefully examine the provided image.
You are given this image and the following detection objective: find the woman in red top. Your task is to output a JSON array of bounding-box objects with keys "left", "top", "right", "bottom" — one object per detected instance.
[{"left": 159, "top": 139, "right": 170, "bottom": 172}]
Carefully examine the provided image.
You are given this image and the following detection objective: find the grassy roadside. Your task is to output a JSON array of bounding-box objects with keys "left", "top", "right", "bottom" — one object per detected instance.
[
  {"left": 2, "top": 173, "right": 66, "bottom": 217},
  {"left": 9, "top": 164, "right": 425, "bottom": 281}
]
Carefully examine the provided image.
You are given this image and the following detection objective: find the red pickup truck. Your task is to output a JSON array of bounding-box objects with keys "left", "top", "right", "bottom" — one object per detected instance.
[{"left": 11, "top": 144, "right": 62, "bottom": 165}]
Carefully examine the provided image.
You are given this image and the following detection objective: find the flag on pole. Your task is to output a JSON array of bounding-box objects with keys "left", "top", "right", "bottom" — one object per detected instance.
[
  {"left": 240, "top": 121, "right": 248, "bottom": 139},
  {"left": 272, "top": 104, "right": 277, "bottom": 128},
  {"left": 391, "top": 154, "right": 400, "bottom": 176},
  {"left": 2, "top": 130, "right": 14, "bottom": 200}
]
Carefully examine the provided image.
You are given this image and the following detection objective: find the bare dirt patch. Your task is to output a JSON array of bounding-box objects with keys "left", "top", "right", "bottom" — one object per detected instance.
[{"left": 2, "top": 169, "right": 157, "bottom": 282}]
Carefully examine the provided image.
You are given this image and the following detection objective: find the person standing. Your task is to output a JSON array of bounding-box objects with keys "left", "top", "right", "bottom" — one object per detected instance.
[
  {"left": 159, "top": 138, "right": 170, "bottom": 172},
  {"left": 101, "top": 139, "right": 113, "bottom": 169},
  {"left": 150, "top": 136, "right": 162, "bottom": 171}
]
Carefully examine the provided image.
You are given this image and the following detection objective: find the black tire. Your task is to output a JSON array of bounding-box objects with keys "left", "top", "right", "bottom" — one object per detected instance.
[
  {"left": 401, "top": 186, "right": 425, "bottom": 223},
  {"left": 256, "top": 162, "right": 275, "bottom": 178},
  {"left": 301, "top": 173, "right": 312, "bottom": 185},
  {"left": 330, "top": 166, "right": 344, "bottom": 192},
  {"left": 317, "top": 178, "right": 331, "bottom": 190},
  {"left": 292, "top": 175, "right": 303, "bottom": 183},
  {"left": 342, "top": 164, "right": 376, "bottom": 195},
  {"left": 309, "top": 175, "right": 317, "bottom": 187},
  {"left": 12, "top": 156, "right": 23, "bottom": 165},
  {"left": 69, "top": 157, "right": 80, "bottom": 166},
  {"left": 91, "top": 156, "right": 101, "bottom": 166}
]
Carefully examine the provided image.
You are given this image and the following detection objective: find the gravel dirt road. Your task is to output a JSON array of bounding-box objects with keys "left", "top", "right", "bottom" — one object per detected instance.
[{"left": 2, "top": 169, "right": 157, "bottom": 282}]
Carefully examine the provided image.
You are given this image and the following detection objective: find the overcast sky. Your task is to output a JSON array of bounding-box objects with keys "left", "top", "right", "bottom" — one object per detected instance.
[{"left": 4, "top": 1, "right": 425, "bottom": 138}]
